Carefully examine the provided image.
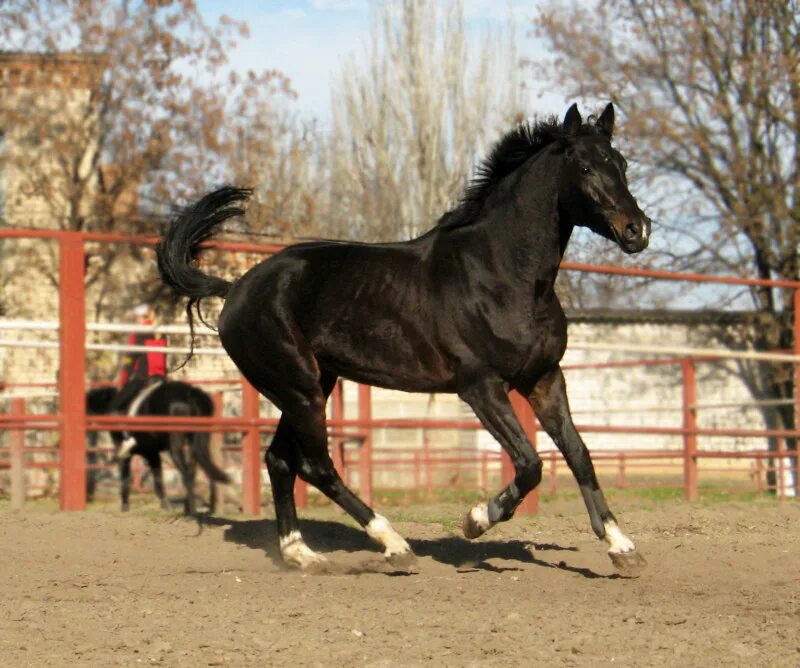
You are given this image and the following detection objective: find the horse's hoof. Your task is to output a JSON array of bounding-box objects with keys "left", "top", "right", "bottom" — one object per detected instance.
[
  {"left": 386, "top": 550, "right": 419, "bottom": 573},
  {"left": 462, "top": 503, "right": 490, "bottom": 539},
  {"left": 609, "top": 549, "right": 647, "bottom": 575},
  {"left": 121, "top": 504, "right": 130, "bottom": 513},
  {"left": 281, "top": 535, "right": 331, "bottom": 573}
]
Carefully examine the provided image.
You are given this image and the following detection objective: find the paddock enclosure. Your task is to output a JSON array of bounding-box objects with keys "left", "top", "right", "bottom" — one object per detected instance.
[
  {"left": 1, "top": 497, "right": 799, "bottom": 665},
  {"left": 1, "top": 229, "right": 799, "bottom": 665},
  {"left": 1, "top": 228, "right": 798, "bottom": 509}
]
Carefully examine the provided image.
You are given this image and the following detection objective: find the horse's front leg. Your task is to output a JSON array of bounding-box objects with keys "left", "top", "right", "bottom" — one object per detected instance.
[
  {"left": 119, "top": 456, "right": 132, "bottom": 512},
  {"left": 529, "top": 366, "right": 645, "bottom": 574},
  {"left": 459, "top": 377, "right": 543, "bottom": 538}
]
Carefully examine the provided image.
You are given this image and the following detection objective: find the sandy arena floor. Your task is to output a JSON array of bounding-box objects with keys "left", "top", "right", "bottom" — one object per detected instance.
[{"left": 1, "top": 495, "right": 798, "bottom": 666}]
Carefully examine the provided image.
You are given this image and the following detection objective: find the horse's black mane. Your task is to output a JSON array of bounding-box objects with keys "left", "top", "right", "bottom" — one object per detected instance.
[{"left": 437, "top": 115, "right": 603, "bottom": 230}]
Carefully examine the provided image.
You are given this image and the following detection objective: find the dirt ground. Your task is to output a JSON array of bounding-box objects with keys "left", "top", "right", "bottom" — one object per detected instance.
[{"left": 1, "top": 494, "right": 798, "bottom": 667}]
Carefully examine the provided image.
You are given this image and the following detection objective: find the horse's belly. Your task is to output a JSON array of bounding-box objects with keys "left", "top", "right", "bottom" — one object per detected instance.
[{"left": 313, "top": 320, "right": 457, "bottom": 393}]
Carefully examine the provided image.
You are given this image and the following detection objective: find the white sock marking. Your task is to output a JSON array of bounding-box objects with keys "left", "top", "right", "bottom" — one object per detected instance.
[
  {"left": 117, "top": 380, "right": 164, "bottom": 459},
  {"left": 118, "top": 436, "right": 137, "bottom": 459},
  {"left": 470, "top": 502, "right": 492, "bottom": 533},
  {"left": 366, "top": 514, "right": 411, "bottom": 557},
  {"left": 279, "top": 530, "right": 328, "bottom": 569},
  {"left": 604, "top": 521, "right": 636, "bottom": 554}
]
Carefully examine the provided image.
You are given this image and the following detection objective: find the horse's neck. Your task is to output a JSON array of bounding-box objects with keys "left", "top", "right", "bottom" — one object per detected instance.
[{"left": 472, "top": 150, "right": 568, "bottom": 284}]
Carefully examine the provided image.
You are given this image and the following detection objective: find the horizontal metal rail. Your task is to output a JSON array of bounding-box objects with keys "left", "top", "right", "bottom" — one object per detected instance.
[
  {"left": 2, "top": 333, "right": 798, "bottom": 363},
  {"left": 1, "top": 413, "right": 797, "bottom": 440},
  {"left": 0, "top": 338, "right": 228, "bottom": 355}
]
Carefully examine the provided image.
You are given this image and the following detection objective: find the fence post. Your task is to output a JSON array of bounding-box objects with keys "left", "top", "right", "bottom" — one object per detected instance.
[
  {"left": 132, "top": 456, "right": 143, "bottom": 492},
  {"left": 358, "top": 384, "right": 373, "bottom": 506},
  {"left": 59, "top": 232, "right": 86, "bottom": 511},
  {"left": 331, "top": 380, "right": 345, "bottom": 476},
  {"left": 423, "top": 435, "right": 432, "bottom": 494},
  {"left": 241, "top": 378, "right": 261, "bottom": 515},
  {"left": 10, "top": 397, "right": 25, "bottom": 510},
  {"left": 510, "top": 390, "right": 538, "bottom": 514},
  {"left": 210, "top": 391, "right": 225, "bottom": 514},
  {"left": 754, "top": 456, "right": 764, "bottom": 496},
  {"left": 793, "top": 287, "right": 799, "bottom": 496},
  {"left": 682, "top": 358, "right": 698, "bottom": 501}
]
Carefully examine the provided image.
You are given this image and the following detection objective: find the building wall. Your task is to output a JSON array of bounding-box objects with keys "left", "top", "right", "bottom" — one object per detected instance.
[{"left": 0, "top": 52, "right": 104, "bottom": 385}]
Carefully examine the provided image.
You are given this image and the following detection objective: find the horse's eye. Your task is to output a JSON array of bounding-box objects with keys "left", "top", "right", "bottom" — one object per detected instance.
[{"left": 581, "top": 166, "right": 591, "bottom": 175}]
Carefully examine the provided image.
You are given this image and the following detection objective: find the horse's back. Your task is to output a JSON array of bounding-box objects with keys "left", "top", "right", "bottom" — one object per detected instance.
[
  {"left": 151, "top": 381, "right": 213, "bottom": 417},
  {"left": 221, "top": 237, "right": 434, "bottom": 332},
  {"left": 217, "top": 236, "right": 462, "bottom": 391}
]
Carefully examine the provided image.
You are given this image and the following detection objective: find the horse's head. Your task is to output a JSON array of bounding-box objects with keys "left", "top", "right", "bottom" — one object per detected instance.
[{"left": 557, "top": 103, "right": 651, "bottom": 254}]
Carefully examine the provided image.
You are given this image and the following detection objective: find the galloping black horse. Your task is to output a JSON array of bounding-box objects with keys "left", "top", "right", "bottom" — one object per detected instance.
[
  {"left": 86, "top": 382, "right": 230, "bottom": 513},
  {"left": 158, "top": 104, "right": 651, "bottom": 572}
]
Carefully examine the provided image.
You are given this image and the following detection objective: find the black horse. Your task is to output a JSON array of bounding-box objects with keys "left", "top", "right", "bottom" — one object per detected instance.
[
  {"left": 158, "top": 103, "right": 651, "bottom": 572},
  {"left": 86, "top": 381, "right": 230, "bottom": 513}
]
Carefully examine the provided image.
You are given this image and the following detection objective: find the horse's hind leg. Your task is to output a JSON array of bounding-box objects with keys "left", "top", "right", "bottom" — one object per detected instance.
[
  {"left": 168, "top": 434, "right": 196, "bottom": 514},
  {"left": 296, "top": 375, "right": 414, "bottom": 569},
  {"left": 266, "top": 373, "right": 413, "bottom": 570},
  {"left": 529, "top": 366, "right": 645, "bottom": 573},
  {"left": 119, "top": 457, "right": 132, "bottom": 512},
  {"left": 145, "top": 451, "right": 171, "bottom": 511},
  {"left": 168, "top": 403, "right": 197, "bottom": 514},
  {"left": 458, "top": 377, "right": 543, "bottom": 538},
  {"left": 264, "top": 419, "right": 324, "bottom": 569}
]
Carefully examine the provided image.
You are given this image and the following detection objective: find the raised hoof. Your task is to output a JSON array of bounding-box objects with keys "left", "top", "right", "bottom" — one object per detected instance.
[
  {"left": 609, "top": 550, "right": 647, "bottom": 575},
  {"left": 386, "top": 550, "right": 419, "bottom": 573},
  {"left": 462, "top": 510, "right": 488, "bottom": 540}
]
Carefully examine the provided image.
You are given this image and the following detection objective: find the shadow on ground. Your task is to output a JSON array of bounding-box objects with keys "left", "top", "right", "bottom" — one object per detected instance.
[{"left": 198, "top": 515, "right": 622, "bottom": 579}]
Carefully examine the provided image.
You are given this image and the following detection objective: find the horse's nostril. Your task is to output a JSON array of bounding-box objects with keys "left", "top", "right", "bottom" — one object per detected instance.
[{"left": 624, "top": 222, "right": 641, "bottom": 240}]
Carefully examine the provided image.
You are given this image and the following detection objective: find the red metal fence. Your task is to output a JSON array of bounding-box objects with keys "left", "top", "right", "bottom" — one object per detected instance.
[{"left": 0, "top": 228, "right": 798, "bottom": 512}]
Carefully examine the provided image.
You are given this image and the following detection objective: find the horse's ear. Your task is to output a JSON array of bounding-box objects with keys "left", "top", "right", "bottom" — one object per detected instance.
[
  {"left": 597, "top": 102, "right": 614, "bottom": 138},
  {"left": 563, "top": 103, "right": 582, "bottom": 134}
]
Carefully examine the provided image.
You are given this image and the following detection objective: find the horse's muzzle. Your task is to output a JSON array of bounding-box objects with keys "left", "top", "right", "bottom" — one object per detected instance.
[{"left": 617, "top": 215, "right": 651, "bottom": 254}]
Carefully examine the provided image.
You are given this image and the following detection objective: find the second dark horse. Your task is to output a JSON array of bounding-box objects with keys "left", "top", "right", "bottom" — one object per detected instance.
[
  {"left": 158, "top": 104, "right": 652, "bottom": 572},
  {"left": 87, "top": 381, "right": 230, "bottom": 513}
]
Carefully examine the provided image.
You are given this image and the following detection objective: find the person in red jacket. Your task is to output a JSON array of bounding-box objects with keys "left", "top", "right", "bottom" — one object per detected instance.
[{"left": 109, "top": 304, "right": 167, "bottom": 456}]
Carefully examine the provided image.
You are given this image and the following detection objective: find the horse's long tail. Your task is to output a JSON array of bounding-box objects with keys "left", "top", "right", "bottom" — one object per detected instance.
[
  {"left": 192, "top": 431, "right": 231, "bottom": 484},
  {"left": 156, "top": 186, "right": 252, "bottom": 367}
]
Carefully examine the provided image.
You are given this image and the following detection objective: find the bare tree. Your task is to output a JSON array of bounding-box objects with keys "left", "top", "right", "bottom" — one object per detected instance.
[
  {"left": 221, "top": 70, "right": 323, "bottom": 240},
  {"left": 327, "top": 0, "right": 524, "bottom": 241},
  {"left": 534, "top": 0, "right": 799, "bottom": 488},
  {"left": 0, "top": 1, "right": 313, "bottom": 321}
]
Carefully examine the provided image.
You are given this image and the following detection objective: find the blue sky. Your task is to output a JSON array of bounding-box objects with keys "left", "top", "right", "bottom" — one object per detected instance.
[{"left": 196, "top": 1, "right": 568, "bottom": 122}]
